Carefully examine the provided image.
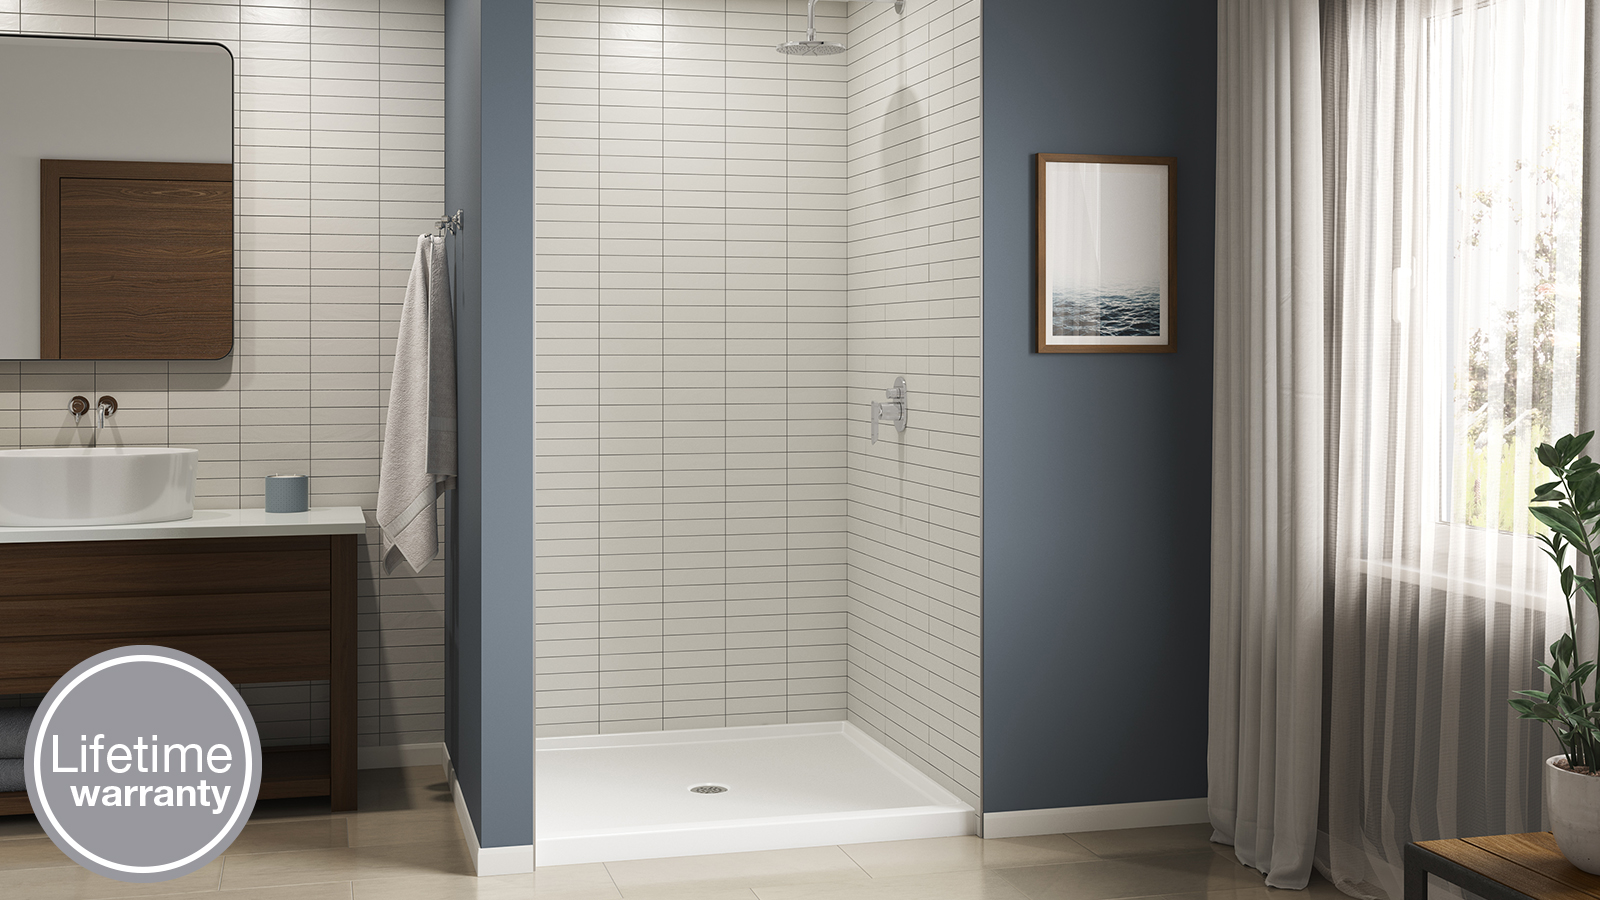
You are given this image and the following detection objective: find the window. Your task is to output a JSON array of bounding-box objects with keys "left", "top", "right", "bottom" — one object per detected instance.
[{"left": 1429, "top": 0, "right": 1586, "bottom": 532}]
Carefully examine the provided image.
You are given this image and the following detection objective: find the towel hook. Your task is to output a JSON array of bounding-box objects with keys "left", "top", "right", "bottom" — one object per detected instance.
[{"left": 435, "top": 210, "right": 464, "bottom": 238}]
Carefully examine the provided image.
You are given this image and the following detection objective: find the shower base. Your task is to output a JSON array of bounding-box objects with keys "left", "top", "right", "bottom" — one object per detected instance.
[{"left": 535, "top": 721, "right": 974, "bottom": 866}]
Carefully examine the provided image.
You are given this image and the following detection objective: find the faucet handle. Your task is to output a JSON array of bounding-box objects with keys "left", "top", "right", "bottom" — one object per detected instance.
[
  {"left": 97, "top": 396, "right": 117, "bottom": 417},
  {"left": 68, "top": 396, "right": 90, "bottom": 425}
]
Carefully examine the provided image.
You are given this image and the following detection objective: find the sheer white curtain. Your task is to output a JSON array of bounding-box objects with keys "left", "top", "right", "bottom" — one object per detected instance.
[
  {"left": 1210, "top": 0, "right": 1325, "bottom": 890},
  {"left": 1319, "top": 1, "right": 1585, "bottom": 897}
]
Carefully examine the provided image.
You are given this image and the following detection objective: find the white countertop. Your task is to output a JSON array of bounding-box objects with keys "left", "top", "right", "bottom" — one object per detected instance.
[{"left": 0, "top": 507, "right": 368, "bottom": 544}]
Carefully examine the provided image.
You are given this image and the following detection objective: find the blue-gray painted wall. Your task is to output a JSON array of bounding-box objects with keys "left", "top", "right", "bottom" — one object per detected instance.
[
  {"left": 981, "top": 0, "right": 1217, "bottom": 813},
  {"left": 444, "top": 0, "right": 535, "bottom": 849}
]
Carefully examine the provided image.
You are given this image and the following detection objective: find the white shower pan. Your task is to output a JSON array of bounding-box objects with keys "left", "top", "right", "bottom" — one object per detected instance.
[{"left": 535, "top": 721, "right": 974, "bottom": 866}]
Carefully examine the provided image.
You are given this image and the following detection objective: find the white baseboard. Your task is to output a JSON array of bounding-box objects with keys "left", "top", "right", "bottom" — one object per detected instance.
[
  {"left": 358, "top": 742, "right": 445, "bottom": 770},
  {"left": 982, "top": 797, "right": 1209, "bottom": 839},
  {"left": 443, "top": 744, "right": 535, "bottom": 876}
]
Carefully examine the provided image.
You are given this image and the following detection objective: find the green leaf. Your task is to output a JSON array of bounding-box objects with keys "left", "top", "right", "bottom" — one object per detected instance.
[
  {"left": 1540, "top": 533, "right": 1569, "bottom": 564},
  {"left": 1574, "top": 432, "right": 1595, "bottom": 457},
  {"left": 1555, "top": 634, "right": 1577, "bottom": 658},
  {"left": 1572, "top": 474, "right": 1600, "bottom": 513},
  {"left": 1533, "top": 506, "right": 1588, "bottom": 548},
  {"left": 1510, "top": 698, "right": 1545, "bottom": 719},
  {"left": 1539, "top": 443, "right": 1560, "bottom": 470}
]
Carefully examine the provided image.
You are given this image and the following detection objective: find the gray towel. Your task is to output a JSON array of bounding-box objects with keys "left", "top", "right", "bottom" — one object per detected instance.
[
  {"left": 0, "top": 707, "right": 32, "bottom": 759},
  {"left": 379, "top": 234, "right": 457, "bottom": 574},
  {"left": 0, "top": 758, "right": 21, "bottom": 793}
]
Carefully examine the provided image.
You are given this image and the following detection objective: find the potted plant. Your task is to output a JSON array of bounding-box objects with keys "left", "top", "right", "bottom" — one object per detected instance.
[{"left": 1511, "top": 432, "right": 1600, "bottom": 873}]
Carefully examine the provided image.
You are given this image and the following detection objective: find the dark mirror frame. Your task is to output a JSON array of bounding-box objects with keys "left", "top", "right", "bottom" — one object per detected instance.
[{"left": 0, "top": 33, "right": 235, "bottom": 361}]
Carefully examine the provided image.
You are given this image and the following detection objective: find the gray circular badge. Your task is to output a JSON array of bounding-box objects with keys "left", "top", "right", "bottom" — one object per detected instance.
[{"left": 23, "top": 646, "right": 262, "bottom": 882}]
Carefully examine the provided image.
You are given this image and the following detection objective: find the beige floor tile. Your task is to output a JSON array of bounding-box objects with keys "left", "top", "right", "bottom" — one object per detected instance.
[
  {"left": 225, "top": 816, "right": 349, "bottom": 855},
  {"left": 1087, "top": 880, "right": 1343, "bottom": 900},
  {"left": 1066, "top": 826, "right": 1224, "bottom": 859},
  {"left": 352, "top": 864, "right": 622, "bottom": 899},
  {"left": 842, "top": 835, "right": 1098, "bottom": 877},
  {"left": 615, "top": 886, "right": 761, "bottom": 899},
  {"left": 149, "top": 883, "right": 352, "bottom": 900},
  {"left": 344, "top": 806, "right": 466, "bottom": 847},
  {"left": 604, "top": 846, "right": 870, "bottom": 892},
  {"left": 615, "top": 885, "right": 763, "bottom": 900},
  {"left": 754, "top": 868, "right": 1033, "bottom": 900},
  {"left": 219, "top": 837, "right": 473, "bottom": 890},
  {"left": 244, "top": 796, "right": 338, "bottom": 822},
  {"left": 354, "top": 765, "right": 451, "bottom": 813},
  {"left": 0, "top": 835, "right": 74, "bottom": 871},
  {"left": 1, "top": 857, "right": 221, "bottom": 900},
  {"left": 1120, "top": 883, "right": 1280, "bottom": 896},
  {"left": 996, "top": 851, "right": 1266, "bottom": 900}
]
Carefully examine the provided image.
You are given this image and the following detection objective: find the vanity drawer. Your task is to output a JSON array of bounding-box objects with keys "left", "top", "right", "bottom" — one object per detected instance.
[
  {"left": 0, "top": 535, "right": 331, "bottom": 597},
  {"left": 0, "top": 591, "right": 330, "bottom": 638}
]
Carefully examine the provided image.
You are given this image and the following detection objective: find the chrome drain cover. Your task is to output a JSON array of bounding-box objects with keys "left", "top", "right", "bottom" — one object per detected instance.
[{"left": 689, "top": 784, "right": 729, "bottom": 795}]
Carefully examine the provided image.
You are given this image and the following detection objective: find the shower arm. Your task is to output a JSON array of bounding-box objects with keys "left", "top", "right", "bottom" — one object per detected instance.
[{"left": 800, "top": 0, "right": 904, "bottom": 42}]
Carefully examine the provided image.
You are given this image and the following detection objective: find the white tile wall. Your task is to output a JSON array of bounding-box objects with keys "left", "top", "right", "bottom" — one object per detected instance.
[
  {"left": 0, "top": 0, "right": 447, "bottom": 751},
  {"left": 533, "top": 0, "right": 852, "bottom": 736},
  {"left": 843, "top": 0, "right": 982, "bottom": 812}
]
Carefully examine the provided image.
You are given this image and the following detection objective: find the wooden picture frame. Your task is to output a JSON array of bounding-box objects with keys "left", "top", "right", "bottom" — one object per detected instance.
[{"left": 1036, "top": 154, "right": 1176, "bottom": 353}]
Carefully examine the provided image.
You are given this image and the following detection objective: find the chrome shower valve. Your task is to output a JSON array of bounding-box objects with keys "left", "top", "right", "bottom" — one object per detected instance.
[{"left": 871, "top": 377, "right": 908, "bottom": 444}]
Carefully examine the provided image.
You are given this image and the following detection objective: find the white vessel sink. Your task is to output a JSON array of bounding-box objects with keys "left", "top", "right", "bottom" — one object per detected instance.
[{"left": 0, "top": 447, "right": 199, "bottom": 527}]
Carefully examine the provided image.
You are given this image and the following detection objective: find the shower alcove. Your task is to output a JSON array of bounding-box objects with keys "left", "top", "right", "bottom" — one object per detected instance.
[{"left": 531, "top": 0, "right": 983, "bottom": 864}]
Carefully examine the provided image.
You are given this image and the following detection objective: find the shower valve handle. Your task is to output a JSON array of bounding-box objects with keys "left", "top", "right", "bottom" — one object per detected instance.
[{"left": 870, "top": 378, "right": 909, "bottom": 444}]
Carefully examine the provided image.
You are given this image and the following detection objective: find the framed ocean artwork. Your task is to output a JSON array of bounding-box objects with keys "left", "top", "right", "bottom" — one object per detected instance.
[{"left": 1035, "top": 154, "right": 1176, "bottom": 353}]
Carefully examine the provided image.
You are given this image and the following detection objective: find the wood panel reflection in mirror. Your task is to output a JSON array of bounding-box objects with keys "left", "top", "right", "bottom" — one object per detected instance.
[{"left": 40, "top": 159, "right": 233, "bottom": 360}]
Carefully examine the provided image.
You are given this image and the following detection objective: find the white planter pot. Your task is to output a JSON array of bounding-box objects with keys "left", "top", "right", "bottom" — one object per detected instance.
[{"left": 1547, "top": 755, "right": 1600, "bottom": 874}]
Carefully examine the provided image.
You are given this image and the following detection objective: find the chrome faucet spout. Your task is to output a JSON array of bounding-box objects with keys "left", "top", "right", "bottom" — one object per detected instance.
[{"left": 91, "top": 396, "right": 117, "bottom": 448}]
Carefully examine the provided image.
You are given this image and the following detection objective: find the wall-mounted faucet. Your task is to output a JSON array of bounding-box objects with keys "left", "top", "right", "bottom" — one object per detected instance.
[
  {"left": 871, "top": 378, "right": 908, "bottom": 444},
  {"left": 91, "top": 396, "right": 116, "bottom": 448},
  {"left": 66, "top": 395, "right": 119, "bottom": 446}
]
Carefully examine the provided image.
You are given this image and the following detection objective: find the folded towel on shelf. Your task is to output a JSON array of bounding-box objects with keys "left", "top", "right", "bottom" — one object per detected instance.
[
  {"left": 0, "top": 707, "right": 32, "bottom": 759},
  {"left": 378, "top": 234, "right": 457, "bottom": 575},
  {"left": 0, "top": 758, "right": 21, "bottom": 793}
]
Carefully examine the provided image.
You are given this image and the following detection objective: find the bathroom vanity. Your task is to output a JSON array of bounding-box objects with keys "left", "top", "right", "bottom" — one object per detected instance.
[{"left": 0, "top": 508, "right": 365, "bottom": 814}]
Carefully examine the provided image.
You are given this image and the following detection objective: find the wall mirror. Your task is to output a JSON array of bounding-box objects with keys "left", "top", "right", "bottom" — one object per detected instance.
[{"left": 0, "top": 35, "right": 234, "bottom": 360}]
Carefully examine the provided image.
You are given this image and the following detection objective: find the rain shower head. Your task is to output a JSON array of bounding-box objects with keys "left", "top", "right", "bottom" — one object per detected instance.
[
  {"left": 777, "top": 38, "right": 845, "bottom": 56},
  {"left": 776, "top": 0, "right": 907, "bottom": 58},
  {"left": 776, "top": 0, "right": 846, "bottom": 56}
]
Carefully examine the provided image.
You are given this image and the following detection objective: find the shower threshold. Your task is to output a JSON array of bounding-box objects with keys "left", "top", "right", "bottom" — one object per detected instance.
[{"left": 535, "top": 721, "right": 974, "bottom": 866}]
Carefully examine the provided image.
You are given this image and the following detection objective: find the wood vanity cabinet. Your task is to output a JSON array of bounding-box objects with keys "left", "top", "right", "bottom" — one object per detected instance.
[{"left": 0, "top": 533, "right": 357, "bottom": 814}]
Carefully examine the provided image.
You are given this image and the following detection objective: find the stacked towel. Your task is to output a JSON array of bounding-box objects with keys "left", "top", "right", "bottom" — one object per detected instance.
[
  {"left": 378, "top": 234, "right": 457, "bottom": 575},
  {"left": 0, "top": 707, "right": 33, "bottom": 793}
]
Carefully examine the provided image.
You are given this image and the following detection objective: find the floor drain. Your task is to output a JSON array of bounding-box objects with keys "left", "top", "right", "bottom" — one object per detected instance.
[{"left": 689, "top": 784, "right": 729, "bottom": 795}]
